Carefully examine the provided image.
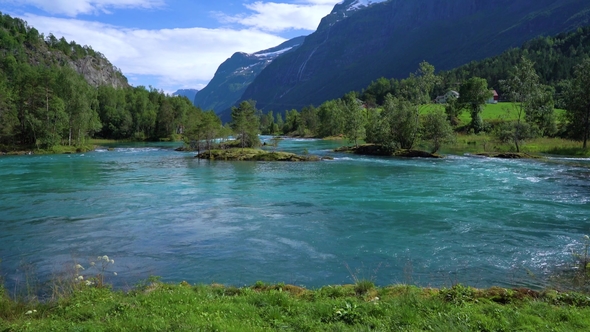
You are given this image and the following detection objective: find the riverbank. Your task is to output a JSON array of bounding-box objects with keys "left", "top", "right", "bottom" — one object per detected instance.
[
  {"left": 2, "top": 281, "right": 590, "bottom": 331},
  {"left": 330, "top": 135, "right": 590, "bottom": 160},
  {"left": 0, "top": 144, "right": 96, "bottom": 156}
]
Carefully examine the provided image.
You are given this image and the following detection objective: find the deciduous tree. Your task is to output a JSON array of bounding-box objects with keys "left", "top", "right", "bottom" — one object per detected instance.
[
  {"left": 500, "top": 57, "right": 546, "bottom": 152},
  {"left": 564, "top": 58, "right": 590, "bottom": 148},
  {"left": 342, "top": 93, "right": 366, "bottom": 147},
  {"left": 458, "top": 77, "right": 492, "bottom": 133},
  {"left": 421, "top": 108, "right": 455, "bottom": 153},
  {"left": 231, "top": 100, "right": 260, "bottom": 148}
]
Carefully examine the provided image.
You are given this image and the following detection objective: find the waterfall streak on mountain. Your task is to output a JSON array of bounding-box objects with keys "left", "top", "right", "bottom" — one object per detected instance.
[{"left": 297, "top": 28, "right": 332, "bottom": 81}]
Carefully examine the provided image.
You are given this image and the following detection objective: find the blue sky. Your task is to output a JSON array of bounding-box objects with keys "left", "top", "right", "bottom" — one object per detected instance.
[{"left": 0, "top": 0, "right": 341, "bottom": 93}]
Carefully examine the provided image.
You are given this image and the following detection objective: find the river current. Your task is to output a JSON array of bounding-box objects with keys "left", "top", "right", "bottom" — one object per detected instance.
[{"left": 1, "top": 138, "right": 590, "bottom": 291}]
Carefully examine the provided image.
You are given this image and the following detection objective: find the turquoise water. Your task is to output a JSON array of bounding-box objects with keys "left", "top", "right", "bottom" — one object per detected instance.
[{"left": 1, "top": 138, "right": 590, "bottom": 291}]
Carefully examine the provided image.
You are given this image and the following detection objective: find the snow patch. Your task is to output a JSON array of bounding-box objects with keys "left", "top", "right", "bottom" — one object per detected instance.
[
  {"left": 253, "top": 46, "right": 295, "bottom": 59},
  {"left": 340, "top": 0, "right": 387, "bottom": 12}
]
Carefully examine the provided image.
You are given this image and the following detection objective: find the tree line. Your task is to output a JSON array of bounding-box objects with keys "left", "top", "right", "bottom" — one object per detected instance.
[{"left": 0, "top": 58, "right": 219, "bottom": 149}]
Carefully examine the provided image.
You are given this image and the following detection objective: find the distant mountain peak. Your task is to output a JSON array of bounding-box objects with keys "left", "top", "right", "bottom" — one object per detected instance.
[
  {"left": 193, "top": 36, "right": 306, "bottom": 115},
  {"left": 172, "top": 89, "right": 199, "bottom": 103}
]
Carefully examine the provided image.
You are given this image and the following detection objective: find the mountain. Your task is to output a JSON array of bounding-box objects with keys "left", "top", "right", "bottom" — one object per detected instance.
[
  {"left": 239, "top": 0, "right": 590, "bottom": 113},
  {"left": 173, "top": 89, "right": 199, "bottom": 102},
  {"left": 193, "top": 36, "right": 306, "bottom": 114}
]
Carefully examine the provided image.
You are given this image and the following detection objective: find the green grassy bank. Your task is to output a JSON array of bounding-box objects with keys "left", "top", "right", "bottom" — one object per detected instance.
[
  {"left": 438, "top": 134, "right": 590, "bottom": 157},
  {"left": 2, "top": 281, "right": 590, "bottom": 331},
  {"left": 423, "top": 102, "right": 566, "bottom": 123}
]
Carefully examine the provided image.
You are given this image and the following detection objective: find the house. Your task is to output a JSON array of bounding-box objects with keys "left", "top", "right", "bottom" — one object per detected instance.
[
  {"left": 435, "top": 90, "right": 459, "bottom": 104},
  {"left": 487, "top": 90, "right": 499, "bottom": 104}
]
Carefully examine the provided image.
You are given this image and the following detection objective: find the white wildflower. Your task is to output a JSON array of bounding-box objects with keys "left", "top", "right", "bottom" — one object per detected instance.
[
  {"left": 584, "top": 235, "right": 589, "bottom": 240},
  {"left": 110, "top": 259, "right": 114, "bottom": 264},
  {"left": 77, "top": 275, "right": 84, "bottom": 281},
  {"left": 85, "top": 280, "right": 94, "bottom": 286},
  {"left": 75, "top": 264, "right": 84, "bottom": 270},
  {"left": 90, "top": 262, "right": 95, "bottom": 266},
  {"left": 113, "top": 272, "right": 117, "bottom": 276},
  {"left": 102, "top": 255, "right": 109, "bottom": 261},
  {"left": 25, "top": 310, "right": 33, "bottom": 315}
]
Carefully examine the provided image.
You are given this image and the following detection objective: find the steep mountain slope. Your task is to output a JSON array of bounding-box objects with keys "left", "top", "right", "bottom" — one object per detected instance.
[
  {"left": 173, "top": 89, "right": 199, "bottom": 102},
  {"left": 193, "top": 36, "right": 305, "bottom": 114},
  {"left": 240, "top": 0, "right": 590, "bottom": 113}
]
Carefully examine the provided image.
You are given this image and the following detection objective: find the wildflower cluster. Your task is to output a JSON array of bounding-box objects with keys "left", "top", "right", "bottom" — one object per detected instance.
[
  {"left": 572, "top": 235, "right": 590, "bottom": 270},
  {"left": 73, "top": 255, "right": 117, "bottom": 287}
]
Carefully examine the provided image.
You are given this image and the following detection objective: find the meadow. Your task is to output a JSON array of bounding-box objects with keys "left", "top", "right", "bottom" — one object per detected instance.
[
  {"left": 3, "top": 280, "right": 590, "bottom": 331},
  {"left": 423, "top": 102, "right": 566, "bottom": 123}
]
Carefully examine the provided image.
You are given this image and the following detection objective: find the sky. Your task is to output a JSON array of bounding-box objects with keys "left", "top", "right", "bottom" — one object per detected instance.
[{"left": 0, "top": 0, "right": 342, "bottom": 93}]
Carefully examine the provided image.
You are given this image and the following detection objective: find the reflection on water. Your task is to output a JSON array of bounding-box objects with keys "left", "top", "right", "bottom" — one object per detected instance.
[{"left": 1, "top": 138, "right": 590, "bottom": 291}]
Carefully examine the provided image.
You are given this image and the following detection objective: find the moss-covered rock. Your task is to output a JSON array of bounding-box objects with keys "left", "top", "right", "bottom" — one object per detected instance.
[
  {"left": 196, "top": 148, "right": 323, "bottom": 161},
  {"left": 475, "top": 152, "right": 541, "bottom": 159},
  {"left": 335, "top": 144, "right": 442, "bottom": 158}
]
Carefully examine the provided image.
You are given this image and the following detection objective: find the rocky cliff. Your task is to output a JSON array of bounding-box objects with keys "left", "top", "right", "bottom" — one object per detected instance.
[
  {"left": 239, "top": 0, "right": 590, "bottom": 113},
  {"left": 68, "top": 55, "right": 128, "bottom": 89}
]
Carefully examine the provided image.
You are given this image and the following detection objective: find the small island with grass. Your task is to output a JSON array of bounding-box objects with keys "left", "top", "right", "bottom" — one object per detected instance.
[
  {"left": 335, "top": 144, "right": 443, "bottom": 158},
  {"left": 196, "top": 148, "right": 326, "bottom": 161}
]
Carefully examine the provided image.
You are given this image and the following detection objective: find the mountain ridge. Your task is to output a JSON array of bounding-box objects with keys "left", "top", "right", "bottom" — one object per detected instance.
[{"left": 236, "top": 0, "right": 590, "bottom": 114}]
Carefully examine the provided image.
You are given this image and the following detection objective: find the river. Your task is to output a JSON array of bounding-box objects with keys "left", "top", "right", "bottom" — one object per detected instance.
[{"left": 1, "top": 138, "right": 589, "bottom": 291}]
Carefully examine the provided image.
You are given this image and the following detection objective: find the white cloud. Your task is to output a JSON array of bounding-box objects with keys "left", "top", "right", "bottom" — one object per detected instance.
[
  {"left": 2, "top": 0, "right": 164, "bottom": 17},
  {"left": 216, "top": 0, "right": 340, "bottom": 32},
  {"left": 21, "top": 14, "right": 286, "bottom": 92}
]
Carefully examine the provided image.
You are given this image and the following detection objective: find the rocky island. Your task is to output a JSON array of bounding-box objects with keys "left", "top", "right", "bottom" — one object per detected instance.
[
  {"left": 196, "top": 148, "right": 331, "bottom": 161},
  {"left": 335, "top": 144, "right": 443, "bottom": 158}
]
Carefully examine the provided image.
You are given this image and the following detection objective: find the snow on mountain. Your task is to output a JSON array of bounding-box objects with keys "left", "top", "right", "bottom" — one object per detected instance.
[
  {"left": 253, "top": 46, "right": 295, "bottom": 59},
  {"left": 340, "top": 0, "right": 387, "bottom": 12}
]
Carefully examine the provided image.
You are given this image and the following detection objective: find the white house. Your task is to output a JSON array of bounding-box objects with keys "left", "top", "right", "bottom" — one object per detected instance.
[
  {"left": 435, "top": 90, "right": 459, "bottom": 104},
  {"left": 487, "top": 90, "right": 499, "bottom": 104}
]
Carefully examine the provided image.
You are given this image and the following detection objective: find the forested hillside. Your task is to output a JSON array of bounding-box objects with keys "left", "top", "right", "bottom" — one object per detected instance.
[
  {"left": 433, "top": 26, "right": 590, "bottom": 100},
  {"left": 0, "top": 13, "right": 221, "bottom": 150},
  {"left": 358, "top": 26, "right": 590, "bottom": 111}
]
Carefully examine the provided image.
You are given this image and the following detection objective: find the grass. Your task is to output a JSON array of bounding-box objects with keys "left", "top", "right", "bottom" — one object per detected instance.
[
  {"left": 422, "top": 102, "right": 567, "bottom": 124},
  {"left": 3, "top": 281, "right": 590, "bottom": 331},
  {"left": 439, "top": 134, "right": 590, "bottom": 157},
  {"left": 88, "top": 138, "right": 118, "bottom": 144}
]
